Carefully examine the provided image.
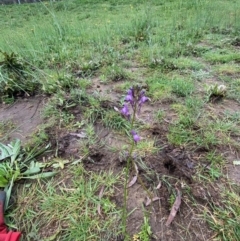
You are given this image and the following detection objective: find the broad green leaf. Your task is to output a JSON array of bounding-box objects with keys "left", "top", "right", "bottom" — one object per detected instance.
[
  {"left": 22, "top": 161, "right": 46, "bottom": 175},
  {"left": 0, "top": 164, "right": 11, "bottom": 181},
  {"left": 22, "top": 166, "right": 41, "bottom": 175},
  {"left": 0, "top": 176, "right": 8, "bottom": 187},
  {"left": 0, "top": 143, "right": 12, "bottom": 161},
  {"left": 4, "top": 178, "right": 14, "bottom": 211},
  {"left": 22, "top": 172, "right": 57, "bottom": 179},
  {"left": 0, "top": 139, "right": 52, "bottom": 211},
  {"left": 33, "top": 161, "right": 46, "bottom": 168},
  {"left": 0, "top": 165, "right": 7, "bottom": 175},
  {"left": 8, "top": 139, "right": 21, "bottom": 165},
  {"left": 52, "top": 159, "right": 69, "bottom": 169}
]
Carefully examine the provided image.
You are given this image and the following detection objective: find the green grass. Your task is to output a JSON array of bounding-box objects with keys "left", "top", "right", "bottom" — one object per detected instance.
[
  {"left": 204, "top": 187, "right": 240, "bottom": 241},
  {"left": 0, "top": 120, "right": 15, "bottom": 139},
  {"left": 1, "top": 0, "right": 240, "bottom": 240},
  {"left": 11, "top": 165, "right": 122, "bottom": 241},
  {"left": 203, "top": 49, "right": 240, "bottom": 64}
]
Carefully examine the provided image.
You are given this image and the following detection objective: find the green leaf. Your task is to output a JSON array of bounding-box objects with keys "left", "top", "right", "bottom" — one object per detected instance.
[
  {"left": 22, "top": 166, "right": 41, "bottom": 175},
  {"left": 0, "top": 176, "right": 8, "bottom": 187},
  {"left": 4, "top": 177, "right": 14, "bottom": 211},
  {"left": 0, "top": 143, "right": 12, "bottom": 161},
  {"left": 22, "top": 161, "right": 47, "bottom": 175},
  {"left": 0, "top": 139, "right": 21, "bottom": 164},
  {"left": 9, "top": 139, "right": 21, "bottom": 165},
  {"left": 22, "top": 172, "right": 57, "bottom": 179},
  {"left": 0, "top": 163, "right": 11, "bottom": 181},
  {"left": 52, "top": 159, "right": 69, "bottom": 169}
]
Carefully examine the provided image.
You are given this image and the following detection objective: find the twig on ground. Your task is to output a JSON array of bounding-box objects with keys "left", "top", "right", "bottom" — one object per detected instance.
[{"left": 166, "top": 187, "right": 182, "bottom": 226}]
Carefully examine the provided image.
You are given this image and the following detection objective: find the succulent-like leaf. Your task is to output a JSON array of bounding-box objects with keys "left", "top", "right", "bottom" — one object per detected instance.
[
  {"left": 22, "top": 166, "right": 41, "bottom": 176},
  {"left": 22, "top": 172, "right": 57, "bottom": 179},
  {"left": 8, "top": 139, "right": 21, "bottom": 165},
  {"left": 0, "top": 176, "right": 8, "bottom": 187},
  {"left": 22, "top": 161, "right": 47, "bottom": 175},
  {"left": 0, "top": 163, "right": 11, "bottom": 185},
  {"left": 52, "top": 159, "right": 69, "bottom": 169},
  {"left": 4, "top": 178, "right": 14, "bottom": 211},
  {"left": 0, "top": 143, "right": 12, "bottom": 161},
  {"left": 0, "top": 140, "right": 53, "bottom": 210}
]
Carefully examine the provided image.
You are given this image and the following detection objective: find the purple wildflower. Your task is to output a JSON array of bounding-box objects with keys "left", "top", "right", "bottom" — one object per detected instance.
[
  {"left": 121, "top": 104, "right": 130, "bottom": 119},
  {"left": 125, "top": 94, "right": 134, "bottom": 104},
  {"left": 138, "top": 95, "right": 149, "bottom": 113},
  {"left": 125, "top": 88, "right": 134, "bottom": 106},
  {"left": 131, "top": 130, "right": 140, "bottom": 144},
  {"left": 139, "top": 95, "right": 149, "bottom": 105},
  {"left": 127, "top": 87, "right": 134, "bottom": 96}
]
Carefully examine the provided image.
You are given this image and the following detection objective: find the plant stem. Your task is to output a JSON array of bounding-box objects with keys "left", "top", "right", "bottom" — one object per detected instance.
[
  {"left": 122, "top": 141, "right": 135, "bottom": 238},
  {"left": 122, "top": 103, "right": 137, "bottom": 237}
]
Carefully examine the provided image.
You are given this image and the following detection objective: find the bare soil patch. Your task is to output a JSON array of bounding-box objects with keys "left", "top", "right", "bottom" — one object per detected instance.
[{"left": 0, "top": 96, "right": 45, "bottom": 143}]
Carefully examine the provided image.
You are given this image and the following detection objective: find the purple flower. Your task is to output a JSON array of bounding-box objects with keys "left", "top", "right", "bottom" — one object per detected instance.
[
  {"left": 139, "top": 95, "right": 149, "bottom": 105},
  {"left": 125, "top": 88, "right": 134, "bottom": 106},
  {"left": 138, "top": 95, "right": 149, "bottom": 113},
  {"left": 125, "top": 94, "right": 134, "bottom": 104},
  {"left": 131, "top": 130, "right": 140, "bottom": 144},
  {"left": 127, "top": 87, "right": 134, "bottom": 96},
  {"left": 121, "top": 104, "right": 130, "bottom": 119}
]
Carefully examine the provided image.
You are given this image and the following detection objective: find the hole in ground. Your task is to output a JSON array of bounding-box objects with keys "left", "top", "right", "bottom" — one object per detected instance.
[
  {"left": 89, "top": 153, "right": 104, "bottom": 162},
  {"left": 164, "top": 160, "right": 176, "bottom": 173}
]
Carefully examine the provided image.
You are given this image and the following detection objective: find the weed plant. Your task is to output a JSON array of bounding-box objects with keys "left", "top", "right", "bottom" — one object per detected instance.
[{"left": 118, "top": 85, "right": 153, "bottom": 239}]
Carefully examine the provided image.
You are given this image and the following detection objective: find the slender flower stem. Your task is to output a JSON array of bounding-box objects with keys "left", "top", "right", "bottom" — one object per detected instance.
[
  {"left": 122, "top": 103, "right": 137, "bottom": 236},
  {"left": 122, "top": 140, "right": 135, "bottom": 237}
]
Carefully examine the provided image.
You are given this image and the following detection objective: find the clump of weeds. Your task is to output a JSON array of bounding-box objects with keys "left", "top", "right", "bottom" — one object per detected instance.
[{"left": 0, "top": 51, "right": 39, "bottom": 101}]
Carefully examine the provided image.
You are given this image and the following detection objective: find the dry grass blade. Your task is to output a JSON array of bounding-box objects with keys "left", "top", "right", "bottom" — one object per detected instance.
[
  {"left": 133, "top": 162, "right": 139, "bottom": 175},
  {"left": 127, "top": 175, "right": 138, "bottom": 188},
  {"left": 166, "top": 188, "right": 182, "bottom": 226},
  {"left": 69, "top": 132, "right": 87, "bottom": 138},
  {"left": 97, "top": 185, "right": 105, "bottom": 217},
  {"left": 156, "top": 181, "right": 162, "bottom": 189},
  {"left": 145, "top": 196, "right": 161, "bottom": 206}
]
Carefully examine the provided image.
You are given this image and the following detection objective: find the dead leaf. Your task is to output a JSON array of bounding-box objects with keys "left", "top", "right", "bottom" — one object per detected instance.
[
  {"left": 127, "top": 175, "right": 138, "bottom": 188},
  {"left": 133, "top": 162, "right": 139, "bottom": 175},
  {"left": 233, "top": 160, "right": 240, "bottom": 165},
  {"left": 156, "top": 181, "right": 162, "bottom": 189},
  {"left": 69, "top": 132, "right": 87, "bottom": 138},
  {"left": 166, "top": 188, "right": 182, "bottom": 226},
  {"left": 114, "top": 106, "right": 119, "bottom": 112},
  {"left": 52, "top": 159, "right": 69, "bottom": 169},
  {"left": 97, "top": 186, "right": 105, "bottom": 217},
  {"left": 145, "top": 196, "right": 161, "bottom": 206}
]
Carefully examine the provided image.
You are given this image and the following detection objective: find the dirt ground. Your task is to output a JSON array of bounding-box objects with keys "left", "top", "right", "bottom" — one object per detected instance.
[
  {"left": 0, "top": 96, "right": 45, "bottom": 143},
  {"left": 0, "top": 90, "right": 239, "bottom": 240}
]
